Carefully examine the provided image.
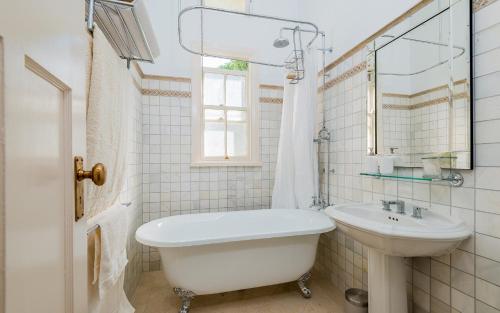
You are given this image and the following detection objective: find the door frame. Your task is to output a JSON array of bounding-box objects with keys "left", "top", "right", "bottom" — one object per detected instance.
[{"left": 0, "top": 35, "right": 5, "bottom": 313}]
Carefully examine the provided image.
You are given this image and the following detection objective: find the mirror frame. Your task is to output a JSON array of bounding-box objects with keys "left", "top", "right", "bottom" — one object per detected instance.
[{"left": 366, "top": 0, "right": 473, "bottom": 170}]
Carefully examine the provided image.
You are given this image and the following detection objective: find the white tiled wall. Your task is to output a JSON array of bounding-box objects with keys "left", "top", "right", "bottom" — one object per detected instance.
[
  {"left": 382, "top": 105, "right": 411, "bottom": 157},
  {"left": 141, "top": 79, "right": 282, "bottom": 271},
  {"left": 315, "top": 2, "right": 500, "bottom": 312}
]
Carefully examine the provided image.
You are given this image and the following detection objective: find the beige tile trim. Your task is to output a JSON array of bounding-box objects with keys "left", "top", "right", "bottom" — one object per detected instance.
[
  {"left": 259, "top": 84, "right": 284, "bottom": 91},
  {"left": 259, "top": 97, "right": 283, "bottom": 104},
  {"left": 143, "top": 74, "right": 191, "bottom": 83},
  {"left": 383, "top": 92, "right": 469, "bottom": 110},
  {"left": 142, "top": 89, "right": 192, "bottom": 98},
  {"left": 473, "top": 0, "right": 499, "bottom": 11},
  {"left": 382, "top": 79, "right": 468, "bottom": 99},
  {"left": 382, "top": 93, "right": 411, "bottom": 99},
  {"left": 134, "top": 62, "right": 192, "bottom": 83},
  {"left": 319, "top": 61, "right": 367, "bottom": 92}
]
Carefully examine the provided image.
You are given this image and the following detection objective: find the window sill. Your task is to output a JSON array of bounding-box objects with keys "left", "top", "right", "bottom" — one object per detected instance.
[{"left": 191, "top": 161, "right": 263, "bottom": 167}]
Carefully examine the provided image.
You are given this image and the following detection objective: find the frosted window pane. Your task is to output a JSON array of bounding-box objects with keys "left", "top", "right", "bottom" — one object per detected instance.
[
  {"left": 227, "top": 122, "right": 247, "bottom": 157},
  {"left": 203, "top": 73, "right": 224, "bottom": 106},
  {"left": 204, "top": 0, "right": 246, "bottom": 12},
  {"left": 226, "top": 75, "right": 245, "bottom": 107},
  {"left": 204, "top": 109, "right": 224, "bottom": 121},
  {"left": 204, "top": 120, "right": 225, "bottom": 157},
  {"left": 227, "top": 110, "right": 246, "bottom": 122}
]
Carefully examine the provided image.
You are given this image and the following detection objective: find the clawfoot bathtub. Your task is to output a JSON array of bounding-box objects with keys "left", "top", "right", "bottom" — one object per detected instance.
[{"left": 136, "top": 209, "right": 335, "bottom": 313}]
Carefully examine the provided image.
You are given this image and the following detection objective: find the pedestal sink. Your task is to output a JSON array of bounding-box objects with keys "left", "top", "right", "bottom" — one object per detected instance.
[{"left": 324, "top": 203, "right": 471, "bottom": 313}]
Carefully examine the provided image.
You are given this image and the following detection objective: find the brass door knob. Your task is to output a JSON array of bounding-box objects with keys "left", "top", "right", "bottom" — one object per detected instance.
[{"left": 76, "top": 162, "right": 107, "bottom": 186}]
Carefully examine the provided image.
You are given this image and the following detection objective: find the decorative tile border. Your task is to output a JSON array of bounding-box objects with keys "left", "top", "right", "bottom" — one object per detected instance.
[
  {"left": 319, "top": 61, "right": 367, "bottom": 93},
  {"left": 142, "top": 89, "right": 191, "bottom": 98},
  {"left": 141, "top": 84, "right": 284, "bottom": 102},
  {"left": 259, "top": 97, "right": 283, "bottom": 104}
]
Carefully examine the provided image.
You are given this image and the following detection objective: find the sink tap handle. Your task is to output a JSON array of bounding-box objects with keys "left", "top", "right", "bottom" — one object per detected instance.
[
  {"left": 381, "top": 200, "right": 391, "bottom": 211},
  {"left": 412, "top": 206, "right": 427, "bottom": 219}
]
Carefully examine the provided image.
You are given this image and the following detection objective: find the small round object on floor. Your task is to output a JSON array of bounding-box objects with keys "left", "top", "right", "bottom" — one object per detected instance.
[{"left": 345, "top": 288, "right": 368, "bottom": 313}]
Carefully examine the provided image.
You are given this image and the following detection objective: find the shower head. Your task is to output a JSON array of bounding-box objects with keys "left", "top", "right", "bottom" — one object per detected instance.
[
  {"left": 273, "top": 29, "right": 289, "bottom": 48},
  {"left": 273, "top": 37, "right": 290, "bottom": 48}
]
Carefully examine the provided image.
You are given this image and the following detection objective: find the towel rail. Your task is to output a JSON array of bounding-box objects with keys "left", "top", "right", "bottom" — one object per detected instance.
[
  {"left": 86, "top": 201, "right": 132, "bottom": 235},
  {"left": 87, "top": 224, "right": 100, "bottom": 235},
  {"left": 86, "top": 0, "right": 157, "bottom": 69}
]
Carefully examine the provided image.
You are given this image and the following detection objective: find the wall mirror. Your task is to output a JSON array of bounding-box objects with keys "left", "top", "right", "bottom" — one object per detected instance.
[{"left": 367, "top": 0, "right": 472, "bottom": 169}]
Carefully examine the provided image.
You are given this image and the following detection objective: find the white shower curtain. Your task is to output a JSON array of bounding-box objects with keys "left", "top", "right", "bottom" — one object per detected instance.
[{"left": 272, "top": 47, "right": 318, "bottom": 210}]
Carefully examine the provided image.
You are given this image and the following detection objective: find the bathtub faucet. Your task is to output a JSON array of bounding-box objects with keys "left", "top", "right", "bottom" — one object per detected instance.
[{"left": 310, "top": 195, "right": 329, "bottom": 210}]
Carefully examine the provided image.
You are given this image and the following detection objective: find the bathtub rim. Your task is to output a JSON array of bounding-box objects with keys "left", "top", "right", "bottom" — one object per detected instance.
[{"left": 135, "top": 209, "right": 336, "bottom": 248}]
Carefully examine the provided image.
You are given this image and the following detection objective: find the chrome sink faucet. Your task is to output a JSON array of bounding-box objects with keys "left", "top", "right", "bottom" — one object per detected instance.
[{"left": 381, "top": 200, "right": 406, "bottom": 214}]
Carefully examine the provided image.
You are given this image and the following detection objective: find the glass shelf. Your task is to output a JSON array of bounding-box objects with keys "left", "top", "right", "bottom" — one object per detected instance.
[
  {"left": 360, "top": 172, "right": 433, "bottom": 181},
  {"left": 359, "top": 172, "right": 464, "bottom": 187}
]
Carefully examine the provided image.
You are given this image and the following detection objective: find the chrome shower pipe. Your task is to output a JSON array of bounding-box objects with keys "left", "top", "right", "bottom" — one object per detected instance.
[
  {"left": 318, "top": 32, "right": 332, "bottom": 207},
  {"left": 321, "top": 32, "right": 327, "bottom": 128},
  {"left": 315, "top": 126, "right": 331, "bottom": 208}
]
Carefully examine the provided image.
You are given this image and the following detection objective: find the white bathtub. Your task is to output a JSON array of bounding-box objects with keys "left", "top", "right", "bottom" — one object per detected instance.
[{"left": 136, "top": 209, "right": 335, "bottom": 312}]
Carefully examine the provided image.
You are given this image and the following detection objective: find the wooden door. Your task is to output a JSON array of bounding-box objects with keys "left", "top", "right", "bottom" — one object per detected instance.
[{"left": 0, "top": 1, "right": 89, "bottom": 312}]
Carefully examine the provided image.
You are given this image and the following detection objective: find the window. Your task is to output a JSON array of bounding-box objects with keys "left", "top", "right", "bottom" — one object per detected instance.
[
  {"left": 204, "top": 0, "right": 248, "bottom": 12},
  {"left": 192, "top": 56, "right": 260, "bottom": 166}
]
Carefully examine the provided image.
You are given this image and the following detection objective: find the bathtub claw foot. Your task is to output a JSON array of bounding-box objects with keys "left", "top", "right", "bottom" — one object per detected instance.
[
  {"left": 173, "top": 288, "right": 195, "bottom": 313},
  {"left": 297, "top": 272, "right": 312, "bottom": 299}
]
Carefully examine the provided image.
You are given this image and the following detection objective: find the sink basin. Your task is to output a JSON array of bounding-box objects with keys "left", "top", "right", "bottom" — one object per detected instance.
[
  {"left": 325, "top": 203, "right": 470, "bottom": 257},
  {"left": 324, "top": 203, "right": 471, "bottom": 313}
]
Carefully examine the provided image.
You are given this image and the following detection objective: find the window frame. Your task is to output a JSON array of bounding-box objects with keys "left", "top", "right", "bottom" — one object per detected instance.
[
  {"left": 191, "top": 55, "right": 261, "bottom": 167},
  {"left": 203, "top": 0, "right": 250, "bottom": 13}
]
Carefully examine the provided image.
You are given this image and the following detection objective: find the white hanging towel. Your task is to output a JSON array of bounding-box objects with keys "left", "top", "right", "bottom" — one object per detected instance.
[
  {"left": 88, "top": 201, "right": 134, "bottom": 313},
  {"left": 272, "top": 48, "right": 318, "bottom": 210},
  {"left": 87, "top": 25, "right": 130, "bottom": 218}
]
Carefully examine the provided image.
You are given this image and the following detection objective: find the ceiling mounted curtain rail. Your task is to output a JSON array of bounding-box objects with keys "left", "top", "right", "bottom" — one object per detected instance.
[
  {"left": 177, "top": 5, "right": 323, "bottom": 82},
  {"left": 86, "top": 0, "right": 160, "bottom": 68}
]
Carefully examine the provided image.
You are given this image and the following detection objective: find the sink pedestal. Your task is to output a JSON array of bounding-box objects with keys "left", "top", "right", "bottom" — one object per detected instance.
[{"left": 368, "top": 248, "right": 408, "bottom": 313}]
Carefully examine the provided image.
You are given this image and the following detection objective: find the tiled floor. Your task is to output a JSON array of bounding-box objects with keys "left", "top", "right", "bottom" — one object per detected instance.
[{"left": 132, "top": 271, "right": 345, "bottom": 313}]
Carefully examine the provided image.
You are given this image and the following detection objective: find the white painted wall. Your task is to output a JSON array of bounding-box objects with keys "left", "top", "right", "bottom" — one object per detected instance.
[
  {"left": 141, "top": 0, "right": 301, "bottom": 84},
  {"left": 298, "top": 0, "right": 421, "bottom": 65},
  {"left": 376, "top": 0, "right": 469, "bottom": 95},
  {"left": 141, "top": 0, "right": 424, "bottom": 82}
]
